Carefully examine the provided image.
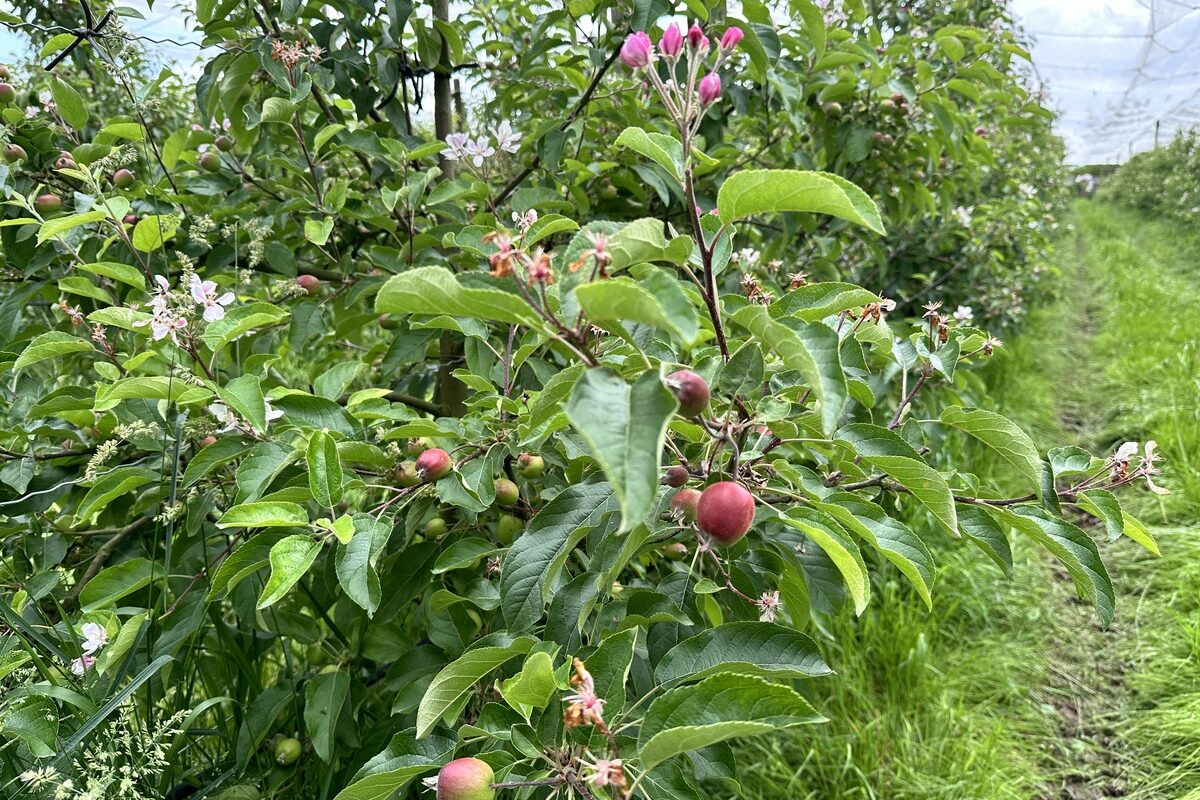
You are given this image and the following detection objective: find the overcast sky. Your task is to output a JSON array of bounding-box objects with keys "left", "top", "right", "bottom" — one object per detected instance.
[{"left": 2, "top": 0, "right": 1197, "bottom": 164}]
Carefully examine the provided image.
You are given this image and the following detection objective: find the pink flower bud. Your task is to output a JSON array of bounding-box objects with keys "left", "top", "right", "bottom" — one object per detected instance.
[
  {"left": 720, "top": 26, "right": 744, "bottom": 52},
  {"left": 660, "top": 23, "right": 683, "bottom": 57},
  {"left": 687, "top": 23, "right": 709, "bottom": 51},
  {"left": 620, "top": 32, "right": 653, "bottom": 69},
  {"left": 698, "top": 72, "right": 722, "bottom": 105}
]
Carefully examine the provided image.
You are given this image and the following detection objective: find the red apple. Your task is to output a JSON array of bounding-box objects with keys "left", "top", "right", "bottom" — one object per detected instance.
[
  {"left": 666, "top": 370, "right": 710, "bottom": 417},
  {"left": 416, "top": 448, "right": 452, "bottom": 482},
  {"left": 112, "top": 168, "right": 135, "bottom": 188},
  {"left": 296, "top": 274, "right": 320, "bottom": 296},
  {"left": 436, "top": 757, "right": 494, "bottom": 800},
  {"left": 697, "top": 481, "right": 755, "bottom": 545},
  {"left": 34, "top": 194, "right": 61, "bottom": 214},
  {"left": 670, "top": 488, "right": 701, "bottom": 524}
]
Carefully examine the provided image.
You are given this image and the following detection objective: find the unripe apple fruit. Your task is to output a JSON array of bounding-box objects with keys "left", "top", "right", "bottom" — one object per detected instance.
[
  {"left": 112, "top": 168, "right": 134, "bottom": 188},
  {"left": 666, "top": 370, "right": 710, "bottom": 417},
  {"left": 494, "top": 478, "right": 519, "bottom": 507},
  {"left": 394, "top": 460, "right": 420, "bottom": 487},
  {"left": 416, "top": 448, "right": 452, "bottom": 482},
  {"left": 517, "top": 453, "right": 544, "bottom": 478},
  {"left": 123, "top": 214, "right": 139, "bottom": 225},
  {"left": 663, "top": 541, "right": 689, "bottom": 561},
  {"left": 670, "top": 488, "right": 701, "bottom": 524},
  {"left": 436, "top": 757, "right": 495, "bottom": 800},
  {"left": 199, "top": 435, "right": 218, "bottom": 448},
  {"left": 55, "top": 153, "right": 76, "bottom": 170},
  {"left": 0, "top": 65, "right": 10, "bottom": 79},
  {"left": 697, "top": 481, "right": 756, "bottom": 545},
  {"left": 891, "top": 92, "right": 906, "bottom": 106},
  {"left": 379, "top": 313, "right": 400, "bottom": 330},
  {"left": 407, "top": 437, "right": 431, "bottom": 456},
  {"left": 34, "top": 194, "right": 61, "bottom": 214},
  {"left": 664, "top": 465, "right": 689, "bottom": 487},
  {"left": 0, "top": 83, "right": 14, "bottom": 104},
  {"left": 497, "top": 513, "right": 523, "bottom": 544},
  {"left": 199, "top": 151, "right": 221, "bottom": 172},
  {"left": 3, "top": 143, "right": 25, "bottom": 162},
  {"left": 296, "top": 274, "right": 320, "bottom": 295},
  {"left": 823, "top": 101, "right": 843, "bottom": 117},
  {"left": 305, "top": 643, "right": 329, "bottom": 666},
  {"left": 274, "top": 737, "right": 302, "bottom": 766},
  {"left": 214, "top": 134, "right": 234, "bottom": 152},
  {"left": 424, "top": 516, "right": 447, "bottom": 537}
]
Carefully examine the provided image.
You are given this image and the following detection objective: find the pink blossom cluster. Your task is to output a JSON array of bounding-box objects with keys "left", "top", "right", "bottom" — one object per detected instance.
[
  {"left": 620, "top": 22, "right": 742, "bottom": 109},
  {"left": 135, "top": 273, "right": 234, "bottom": 344}
]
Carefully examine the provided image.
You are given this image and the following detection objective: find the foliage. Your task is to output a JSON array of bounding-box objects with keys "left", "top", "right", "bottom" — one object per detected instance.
[
  {"left": 0, "top": 3, "right": 1155, "bottom": 800},
  {"left": 1098, "top": 128, "right": 1200, "bottom": 226}
]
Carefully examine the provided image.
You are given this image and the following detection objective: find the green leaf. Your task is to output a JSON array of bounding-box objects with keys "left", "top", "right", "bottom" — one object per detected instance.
[
  {"left": 812, "top": 494, "right": 934, "bottom": 609},
  {"left": 38, "top": 210, "right": 107, "bottom": 244},
  {"left": 771, "top": 282, "right": 880, "bottom": 321},
  {"left": 14, "top": 331, "right": 93, "bottom": 372},
  {"left": 732, "top": 306, "right": 845, "bottom": 434},
  {"left": 779, "top": 508, "right": 870, "bottom": 614},
  {"left": 431, "top": 537, "right": 496, "bottom": 574},
  {"left": 499, "top": 651, "right": 558, "bottom": 714},
  {"left": 218, "top": 501, "right": 309, "bottom": 529},
  {"left": 501, "top": 480, "right": 618, "bottom": 630},
  {"left": 74, "top": 466, "right": 157, "bottom": 524},
  {"left": 607, "top": 218, "right": 694, "bottom": 270},
  {"left": 835, "top": 423, "right": 959, "bottom": 537},
  {"left": 257, "top": 534, "right": 322, "bottom": 609},
  {"left": 132, "top": 215, "right": 180, "bottom": 252},
  {"left": 1001, "top": 506, "right": 1115, "bottom": 626},
  {"left": 717, "top": 169, "right": 885, "bottom": 234},
  {"left": 335, "top": 514, "right": 394, "bottom": 616},
  {"left": 1119, "top": 511, "right": 1160, "bottom": 556},
  {"left": 217, "top": 374, "right": 268, "bottom": 434},
  {"left": 655, "top": 622, "right": 830, "bottom": 685},
  {"left": 564, "top": 369, "right": 676, "bottom": 532},
  {"left": 51, "top": 76, "right": 88, "bottom": 129},
  {"left": 305, "top": 669, "right": 350, "bottom": 762},
  {"left": 201, "top": 302, "right": 290, "bottom": 351},
  {"left": 182, "top": 437, "right": 248, "bottom": 487},
  {"left": 79, "top": 557, "right": 157, "bottom": 611},
  {"left": 376, "top": 266, "right": 549, "bottom": 330},
  {"left": 638, "top": 673, "right": 824, "bottom": 772},
  {"left": 957, "top": 505, "right": 1013, "bottom": 576},
  {"left": 78, "top": 261, "right": 146, "bottom": 290},
  {"left": 576, "top": 277, "right": 698, "bottom": 345},
  {"left": 306, "top": 429, "right": 343, "bottom": 507},
  {"left": 208, "top": 532, "right": 288, "bottom": 599},
  {"left": 334, "top": 732, "right": 454, "bottom": 800},
  {"left": 1, "top": 698, "right": 59, "bottom": 758},
  {"left": 260, "top": 96, "right": 297, "bottom": 123},
  {"left": 1075, "top": 488, "right": 1125, "bottom": 542},
  {"left": 615, "top": 126, "right": 683, "bottom": 179},
  {"left": 587, "top": 628, "right": 638, "bottom": 714},
  {"left": 416, "top": 637, "right": 536, "bottom": 738},
  {"left": 941, "top": 406, "right": 1042, "bottom": 495}
]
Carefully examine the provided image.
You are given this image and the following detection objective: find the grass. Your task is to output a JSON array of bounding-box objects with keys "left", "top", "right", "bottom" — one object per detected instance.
[{"left": 743, "top": 201, "right": 1200, "bottom": 800}]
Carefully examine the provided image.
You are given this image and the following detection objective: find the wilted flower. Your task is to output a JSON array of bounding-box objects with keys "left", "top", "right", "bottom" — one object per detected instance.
[
  {"left": 582, "top": 755, "right": 627, "bottom": 790},
  {"left": 563, "top": 657, "right": 605, "bottom": 728},
  {"left": 70, "top": 655, "right": 95, "bottom": 675},
  {"left": 620, "top": 31, "right": 653, "bottom": 69},
  {"left": 484, "top": 230, "right": 516, "bottom": 277},
  {"left": 189, "top": 274, "right": 235, "bottom": 322},
  {"left": 757, "top": 590, "right": 782, "bottom": 622},
  {"left": 528, "top": 250, "right": 554, "bottom": 284}
]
